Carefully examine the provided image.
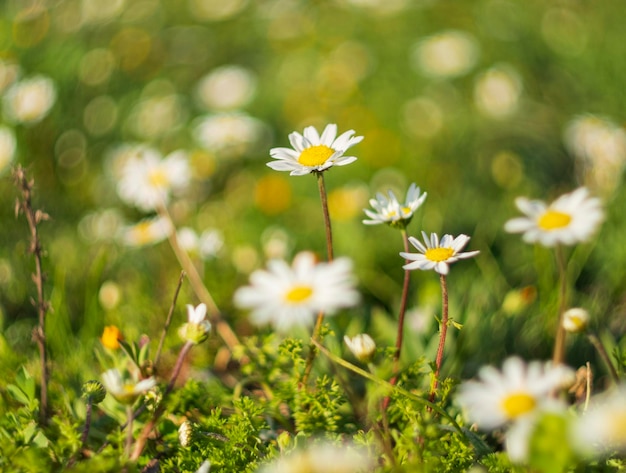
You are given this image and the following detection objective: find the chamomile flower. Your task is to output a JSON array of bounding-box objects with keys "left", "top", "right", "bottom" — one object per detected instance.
[
  {"left": 562, "top": 307, "right": 589, "bottom": 334},
  {"left": 121, "top": 215, "right": 173, "bottom": 247},
  {"left": 344, "top": 333, "right": 376, "bottom": 362},
  {"left": 268, "top": 124, "right": 363, "bottom": 176},
  {"left": 455, "top": 357, "right": 575, "bottom": 430},
  {"left": 363, "top": 183, "right": 427, "bottom": 227},
  {"left": 400, "top": 231, "right": 479, "bottom": 275},
  {"left": 117, "top": 147, "right": 191, "bottom": 211},
  {"left": 178, "top": 303, "right": 212, "bottom": 344},
  {"left": 504, "top": 187, "right": 604, "bottom": 247},
  {"left": 101, "top": 368, "right": 157, "bottom": 405},
  {"left": 233, "top": 251, "right": 360, "bottom": 331}
]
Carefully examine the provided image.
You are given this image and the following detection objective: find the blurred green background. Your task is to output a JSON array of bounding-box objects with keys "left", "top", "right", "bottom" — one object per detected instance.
[{"left": 1, "top": 0, "right": 625, "bottom": 386}]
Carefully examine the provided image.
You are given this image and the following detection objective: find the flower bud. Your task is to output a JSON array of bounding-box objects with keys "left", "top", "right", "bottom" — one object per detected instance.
[
  {"left": 179, "top": 421, "right": 194, "bottom": 447},
  {"left": 344, "top": 334, "right": 376, "bottom": 363},
  {"left": 562, "top": 307, "right": 589, "bottom": 333},
  {"left": 82, "top": 380, "right": 106, "bottom": 404}
]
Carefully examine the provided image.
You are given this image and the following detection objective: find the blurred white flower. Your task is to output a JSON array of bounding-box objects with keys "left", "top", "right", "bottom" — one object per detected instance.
[
  {"left": 0, "top": 126, "right": 17, "bottom": 174},
  {"left": 412, "top": 30, "right": 479, "bottom": 79},
  {"left": 474, "top": 65, "right": 522, "bottom": 118},
  {"left": 456, "top": 357, "right": 575, "bottom": 430},
  {"left": 363, "top": 183, "right": 427, "bottom": 227},
  {"left": 195, "top": 460, "right": 211, "bottom": 473},
  {"left": 504, "top": 187, "right": 604, "bottom": 247},
  {"left": 101, "top": 368, "right": 156, "bottom": 405},
  {"left": 564, "top": 115, "right": 626, "bottom": 195},
  {"left": 344, "top": 333, "right": 376, "bottom": 362},
  {"left": 196, "top": 65, "right": 256, "bottom": 110},
  {"left": 234, "top": 251, "right": 360, "bottom": 331},
  {"left": 572, "top": 386, "right": 626, "bottom": 456},
  {"left": 129, "top": 94, "right": 185, "bottom": 139},
  {"left": 0, "top": 59, "right": 20, "bottom": 94},
  {"left": 193, "top": 112, "right": 265, "bottom": 157},
  {"left": 3, "top": 75, "right": 57, "bottom": 124},
  {"left": 400, "top": 231, "right": 479, "bottom": 275},
  {"left": 268, "top": 123, "right": 363, "bottom": 176},
  {"left": 121, "top": 215, "right": 173, "bottom": 247},
  {"left": 116, "top": 147, "right": 191, "bottom": 211},
  {"left": 256, "top": 441, "right": 374, "bottom": 473},
  {"left": 562, "top": 307, "right": 589, "bottom": 334},
  {"left": 177, "top": 227, "right": 224, "bottom": 260},
  {"left": 178, "top": 303, "right": 211, "bottom": 344}
]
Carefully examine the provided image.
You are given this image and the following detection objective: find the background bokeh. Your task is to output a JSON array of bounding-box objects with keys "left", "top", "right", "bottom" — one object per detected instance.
[{"left": 1, "top": 0, "right": 626, "bottom": 386}]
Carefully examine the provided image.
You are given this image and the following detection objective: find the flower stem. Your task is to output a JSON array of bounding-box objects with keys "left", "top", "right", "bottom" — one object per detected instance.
[
  {"left": 157, "top": 205, "right": 241, "bottom": 352},
  {"left": 587, "top": 332, "right": 620, "bottom": 384},
  {"left": 552, "top": 245, "right": 568, "bottom": 365},
  {"left": 429, "top": 274, "right": 449, "bottom": 403},
  {"left": 154, "top": 270, "right": 186, "bottom": 371},
  {"left": 125, "top": 405, "right": 134, "bottom": 459}
]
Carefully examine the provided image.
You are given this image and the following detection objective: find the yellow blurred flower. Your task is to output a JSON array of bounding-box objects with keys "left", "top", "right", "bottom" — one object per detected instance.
[
  {"left": 101, "top": 325, "right": 123, "bottom": 350},
  {"left": 255, "top": 174, "right": 292, "bottom": 215}
]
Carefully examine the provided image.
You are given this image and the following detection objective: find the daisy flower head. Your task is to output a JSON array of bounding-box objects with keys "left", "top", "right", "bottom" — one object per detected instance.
[
  {"left": 363, "top": 183, "right": 427, "bottom": 228},
  {"left": 121, "top": 215, "right": 173, "bottom": 247},
  {"left": 504, "top": 187, "right": 604, "bottom": 247},
  {"left": 400, "top": 231, "right": 479, "bottom": 275},
  {"left": 101, "top": 368, "right": 157, "bottom": 405},
  {"left": 455, "top": 357, "right": 575, "bottom": 430},
  {"left": 178, "top": 303, "right": 212, "bottom": 344},
  {"left": 268, "top": 123, "right": 363, "bottom": 176},
  {"left": 116, "top": 147, "right": 191, "bottom": 212},
  {"left": 233, "top": 251, "right": 360, "bottom": 331}
]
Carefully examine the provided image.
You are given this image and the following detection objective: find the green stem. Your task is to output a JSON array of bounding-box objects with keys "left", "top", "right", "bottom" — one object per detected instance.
[
  {"left": 552, "top": 245, "right": 568, "bottom": 365},
  {"left": 154, "top": 271, "right": 186, "bottom": 371},
  {"left": 316, "top": 171, "right": 334, "bottom": 262},
  {"left": 429, "top": 274, "right": 449, "bottom": 403},
  {"left": 587, "top": 332, "right": 620, "bottom": 384}
]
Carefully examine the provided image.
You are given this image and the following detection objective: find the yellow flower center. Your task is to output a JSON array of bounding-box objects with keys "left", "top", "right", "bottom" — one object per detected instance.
[
  {"left": 425, "top": 247, "right": 455, "bottom": 262},
  {"left": 285, "top": 285, "right": 314, "bottom": 303},
  {"left": 608, "top": 411, "right": 626, "bottom": 443},
  {"left": 501, "top": 392, "right": 536, "bottom": 419},
  {"left": 148, "top": 168, "right": 169, "bottom": 188},
  {"left": 298, "top": 145, "right": 334, "bottom": 167},
  {"left": 537, "top": 210, "right": 572, "bottom": 230},
  {"left": 134, "top": 221, "right": 154, "bottom": 245}
]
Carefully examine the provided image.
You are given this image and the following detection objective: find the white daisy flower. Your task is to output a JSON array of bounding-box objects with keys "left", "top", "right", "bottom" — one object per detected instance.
[
  {"left": 562, "top": 307, "right": 589, "bottom": 334},
  {"left": 117, "top": 147, "right": 191, "bottom": 212},
  {"left": 101, "top": 368, "right": 157, "bottom": 405},
  {"left": 179, "top": 303, "right": 211, "bottom": 344},
  {"left": 572, "top": 386, "right": 626, "bottom": 456},
  {"left": 344, "top": 333, "right": 376, "bottom": 362},
  {"left": 400, "top": 231, "right": 479, "bottom": 275},
  {"left": 455, "top": 357, "right": 575, "bottom": 430},
  {"left": 268, "top": 124, "right": 363, "bottom": 176},
  {"left": 3, "top": 75, "right": 57, "bottom": 124},
  {"left": 504, "top": 187, "right": 604, "bottom": 247},
  {"left": 233, "top": 251, "right": 360, "bottom": 331},
  {"left": 363, "top": 183, "right": 427, "bottom": 227},
  {"left": 121, "top": 215, "right": 173, "bottom": 247}
]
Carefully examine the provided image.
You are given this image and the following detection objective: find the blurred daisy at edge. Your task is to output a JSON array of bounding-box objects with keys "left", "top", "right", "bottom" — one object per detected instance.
[
  {"left": 3, "top": 75, "right": 57, "bottom": 124},
  {"left": 456, "top": 357, "right": 575, "bottom": 430},
  {"left": 268, "top": 123, "right": 363, "bottom": 176},
  {"left": 233, "top": 251, "right": 360, "bottom": 331},
  {"left": 0, "top": 126, "right": 16, "bottom": 174},
  {"left": 504, "top": 187, "right": 604, "bottom": 247},
  {"left": 363, "top": 182, "right": 427, "bottom": 227},
  {"left": 101, "top": 368, "right": 157, "bottom": 405},
  {"left": 194, "top": 112, "right": 266, "bottom": 158},
  {"left": 121, "top": 215, "right": 173, "bottom": 247},
  {"left": 177, "top": 227, "right": 224, "bottom": 260},
  {"left": 400, "top": 231, "right": 479, "bottom": 275},
  {"left": 116, "top": 146, "right": 191, "bottom": 211}
]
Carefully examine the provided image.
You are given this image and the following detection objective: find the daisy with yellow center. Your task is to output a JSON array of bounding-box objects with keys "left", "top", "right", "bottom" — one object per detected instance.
[
  {"left": 116, "top": 147, "right": 191, "bottom": 211},
  {"left": 267, "top": 124, "right": 363, "bottom": 176},
  {"left": 456, "top": 357, "right": 575, "bottom": 430},
  {"left": 233, "top": 251, "right": 360, "bottom": 331},
  {"left": 121, "top": 215, "right": 173, "bottom": 247},
  {"left": 363, "top": 183, "right": 427, "bottom": 227},
  {"left": 400, "top": 231, "right": 479, "bottom": 275},
  {"left": 101, "top": 368, "right": 157, "bottom": 405},
  {"left": 504, "top": 187, "right": 604, "bottom": 247}
]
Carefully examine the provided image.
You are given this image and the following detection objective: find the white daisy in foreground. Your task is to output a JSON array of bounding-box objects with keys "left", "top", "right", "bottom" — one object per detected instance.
[
  {"left": 455, "top": 357, "right": 575, "bottom": 430},
  {"left": 256, "top": 441, "right": 374, "bottom": 473},
  {"left": 268, "top": 123, "right": 363, "bottom": 176},
  {"left": 116, "top": 147, "right": 191, "bottom": 211},
  {"left": 400, "top": 231, "right": 479, "bottom": 275},
  {"left": 233, "top": 251, "right": 360, "bottom": 331},
  {"left": 101, "top": 368, "right": 157, "bottom": 405},
  {"left": 504, "top": 187, "right": 604, "bottom": 247},
  {"left": 121, "top": 215, "right": 173, "bottom": 247},
  {"left": 363, "top": 183, "right": 427, "bottom": 227},
  {"left": 572, "top": 386, "right": 626, "bottom": 455},
  {"left": 178, "top": 303, "right": 212, "bottom": 344},
  {"left": 344, "top": 333, "right": 376, "bottom": 362}
]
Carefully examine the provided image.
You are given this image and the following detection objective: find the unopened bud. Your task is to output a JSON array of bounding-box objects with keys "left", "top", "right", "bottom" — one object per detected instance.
[
  {"left": 344, "top": 334, "right": 376, "bottom": 363},
  {"left": 82, "top": 380, "right": 106, "bottom": 404},
  {"left": 179, "top": 421, "right": 194, "bottom": 447}
]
